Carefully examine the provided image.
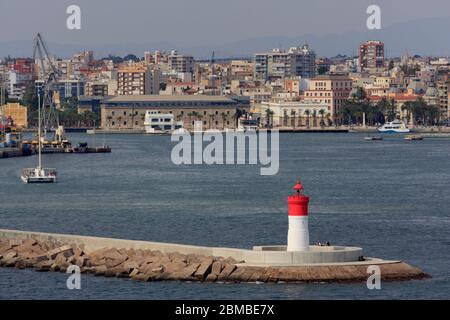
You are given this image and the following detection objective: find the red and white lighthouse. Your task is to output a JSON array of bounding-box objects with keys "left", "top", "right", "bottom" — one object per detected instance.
[{"left": 287, "top": 180, "right": 310, "bottom": 252}]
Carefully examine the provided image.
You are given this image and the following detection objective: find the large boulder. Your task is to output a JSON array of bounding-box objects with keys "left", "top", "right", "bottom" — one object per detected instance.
[
  {"left": 194, "top": 258, "right": 213, "bottom": 281},
  {"left": 47, "top": 245, "right": 74, "bottom": 260},
  {"left": 217, "top": 263, "right": 237, "bottom": 281}
]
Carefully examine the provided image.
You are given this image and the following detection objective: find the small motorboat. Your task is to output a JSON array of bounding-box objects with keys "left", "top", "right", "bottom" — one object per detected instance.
[
  {"left": 364, "top": 135, "right": 383, "bottom": 141},
  {"left": 405, "top": 134, "right": 424, "bottom": 141}
]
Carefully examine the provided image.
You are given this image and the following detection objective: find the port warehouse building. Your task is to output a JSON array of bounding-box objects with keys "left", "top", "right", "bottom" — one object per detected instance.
[{"left": 98, "top": 95, "right": 250, "bottom": 130}]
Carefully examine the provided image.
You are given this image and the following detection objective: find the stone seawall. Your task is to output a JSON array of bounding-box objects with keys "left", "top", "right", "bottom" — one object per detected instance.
[{"left": 0, "top": 230, "right": 430, "bottom": 283}]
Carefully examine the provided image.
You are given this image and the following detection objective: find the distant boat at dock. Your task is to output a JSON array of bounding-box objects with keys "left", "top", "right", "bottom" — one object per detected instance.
[{"left": 364, "top": 135, "right": 383, "bottom": 141}]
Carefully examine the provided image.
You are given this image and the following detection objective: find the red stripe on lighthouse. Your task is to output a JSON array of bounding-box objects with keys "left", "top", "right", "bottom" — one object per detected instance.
[
  {"left": 288, "top": 195, "right": 309, "bottom": 216},
  {"left": 288, "top": 180, "right": 310, "bottom": 216}
]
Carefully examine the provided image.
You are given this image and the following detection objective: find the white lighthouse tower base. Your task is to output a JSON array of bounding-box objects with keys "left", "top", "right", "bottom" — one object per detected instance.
[{"left": 287, "top": 216, "right": 309, "bottom": 252}]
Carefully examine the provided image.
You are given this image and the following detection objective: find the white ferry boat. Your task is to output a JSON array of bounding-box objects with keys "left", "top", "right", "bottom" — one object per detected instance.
[
  {"left": 144, "top": 111, "right": 183, "bottom": 134},
  {"left": 378, "top": 120, "right": 410, "bottom": 133}
]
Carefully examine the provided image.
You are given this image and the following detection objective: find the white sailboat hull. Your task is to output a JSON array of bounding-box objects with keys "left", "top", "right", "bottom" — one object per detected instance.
[
  {"left": 21, "top": 168, "right": 57, "bottom": 184},
  {"left": 21, "top": 175, "right": 57, "bottom": 184}
]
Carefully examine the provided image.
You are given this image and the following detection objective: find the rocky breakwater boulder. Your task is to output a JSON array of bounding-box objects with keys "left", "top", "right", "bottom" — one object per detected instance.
[
  {"left": 0, "top": 238, "right": 241, "bottom": 282},
  {"left": 0, "top": 238, "right": 430, "bottom": 283}
]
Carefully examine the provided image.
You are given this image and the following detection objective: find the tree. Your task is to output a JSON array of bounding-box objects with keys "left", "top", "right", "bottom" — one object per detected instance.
[
  {"left": 318, "top": 65, "right": 329, "bottom": 75},
  {"left": 106, "top": 115, "right": 113, "bottom": 128},
  {"left": 304, "top": 109, "right": 311, "bottom": 128},
  {"left": 220, "top": 112, "right": 227, "bottom": 130},
  {"left": 265, "top": 108, "right": 274, "bottom": 128},
  {"left": 319, "top": 109, "right": 326, "bottom": 127},
  {"left": 234, "top": 108, "right": 245, "bottom": 128},
  {"left": 290, "top": 110, "right": 297, "bottom": 129},
  {"left": 402, "top": 97, "right": 439, "bottom": 126},
  {"left": 388, "top": 60, "right": 395, "bottom": 70},
  {"left": 377, "top": 97, "right": 397, "bottom": 122},
  {"left": 123, "top": 54, "right": 140, "bottom": 62}
]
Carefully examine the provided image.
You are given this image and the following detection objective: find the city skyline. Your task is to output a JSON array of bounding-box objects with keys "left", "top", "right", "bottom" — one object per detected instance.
[{"left": 1, "top": 0, "right": 450, "bottom": 58}]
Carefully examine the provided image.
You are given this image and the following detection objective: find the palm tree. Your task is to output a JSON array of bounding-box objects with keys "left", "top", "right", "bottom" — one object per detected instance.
[
  {"left": 402, "top": 97, "right": 439, "bottom": 126},
  {"left": 220, "top": 112, "right": 227, "bottom": 130},
  {"left": 130, "top": 110, "right": 138, "bottom": 129},
  {"left": 106, "top": 115, "right": 113, "bottom": 129},
  {"left": 318, "top": 109, "right": 326, "bottom": 127},
  {"left": 378, "top": 98, "right": 397, "bottom": 122},
  {"left": 290, "top": 110, "right": 297, "bottom": 129},
  {"left": 283, "top": 109, "right": 288, "bottom": 127},
  {"left": 265, "top": 108, "right": 274, "bottom": 128},
  {"left": 304, "top": 109, "right": 311, "bottom": 128},
  {"left": 209, "top": 114, "right": 215, "bottom": 129},
  {"left": 233, "top": 108, "right": 245, "bottom": 128},
  {"left": 326, "top": 113, "right": 332, "bottom": 126}
]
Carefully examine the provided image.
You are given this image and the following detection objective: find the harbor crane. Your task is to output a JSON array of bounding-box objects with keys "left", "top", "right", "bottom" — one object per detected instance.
[{"left": 32, "top": 33, "right": 63, "bottom": 140}]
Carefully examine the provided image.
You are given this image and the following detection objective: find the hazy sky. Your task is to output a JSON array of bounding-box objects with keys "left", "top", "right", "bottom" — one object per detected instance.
[{"left": 1, "top": 0, "right": 450, "bottom": 46}]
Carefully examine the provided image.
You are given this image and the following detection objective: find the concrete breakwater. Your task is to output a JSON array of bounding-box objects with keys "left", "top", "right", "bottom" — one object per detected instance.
[{"left": 0, "top": 229, "right": 429, "bottom": 283}]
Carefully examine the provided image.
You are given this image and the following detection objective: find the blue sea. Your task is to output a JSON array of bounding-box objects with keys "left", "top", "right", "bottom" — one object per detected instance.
[{"left": 0, "top": 132, "right": 449, "bottom": 299}]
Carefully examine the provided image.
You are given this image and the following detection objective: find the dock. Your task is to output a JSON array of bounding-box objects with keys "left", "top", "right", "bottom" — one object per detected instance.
[{"left": 0, "top": 148, "right": 34, "bottom": 159}]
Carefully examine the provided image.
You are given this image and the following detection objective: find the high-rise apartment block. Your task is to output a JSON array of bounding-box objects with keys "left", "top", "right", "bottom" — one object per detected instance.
[
  {"left": 359, "top": 41, "right": 385, "bottom": 70},
  {"left": 117, "top": 66, "right": 160, "bottom": 95},
  {"left": 254, "top": 45, "right": 316, "bottom": 81},
  {"left": 168, "top": 51, "right": 194, "bottom": 74}
]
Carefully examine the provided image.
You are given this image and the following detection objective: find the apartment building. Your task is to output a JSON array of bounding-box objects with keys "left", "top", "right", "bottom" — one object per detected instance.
[
  {"left": 303, "top": 75, "right": 353, "bottom": 120},
  {"left": 359, "top": 41, "right": 385, "bottom": 70},
  {"left": 7, "top": 70, "right": 33, "bottom": 100},
  {"left": 35, "top": 79, "right": 85, "bottom": 99},
  {"left": 437, "top": 81, "right": 449, "bottom": 120},
  {"left": 254, "top": 45, "right": 316, "bottom": 81},
  {"left": 117, "top": 66, "right": 160, "bottom": 95},
  {"left": 0, "top": 102, "right": 28, "bottom": 128},
  {"left": 168, "top": 51, "right": 194, "bottom": 74}
]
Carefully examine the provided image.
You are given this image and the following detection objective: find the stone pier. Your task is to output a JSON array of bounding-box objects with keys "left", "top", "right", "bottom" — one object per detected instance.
[{"left": 0, "top": 229, "right": 430, "bottom": 283}]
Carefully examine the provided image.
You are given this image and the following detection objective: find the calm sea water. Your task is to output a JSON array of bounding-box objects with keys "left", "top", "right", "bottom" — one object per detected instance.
[{"left": 0, "top": 132, "right": 449, "bottom": 299}]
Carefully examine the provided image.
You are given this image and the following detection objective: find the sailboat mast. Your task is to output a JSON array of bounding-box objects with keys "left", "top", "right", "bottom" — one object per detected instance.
[{"left": 38, "top": 93, "right": 42, "bottom": 169}]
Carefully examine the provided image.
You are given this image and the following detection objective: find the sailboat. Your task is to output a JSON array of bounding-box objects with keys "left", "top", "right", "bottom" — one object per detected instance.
[{"left": 21, "top": 93, "right": 57, "bottom": 183}]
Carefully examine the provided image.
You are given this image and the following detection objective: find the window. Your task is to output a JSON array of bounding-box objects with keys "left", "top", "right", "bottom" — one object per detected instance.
[
  {"left": 112, "top": 121, "right": 115, "bottom": 125},
  {"left": 123, "top": 111, "right": 127, "bottom": 115},
  {"left": 112, "top": 111, "right": 115, "bottom": 116}
]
